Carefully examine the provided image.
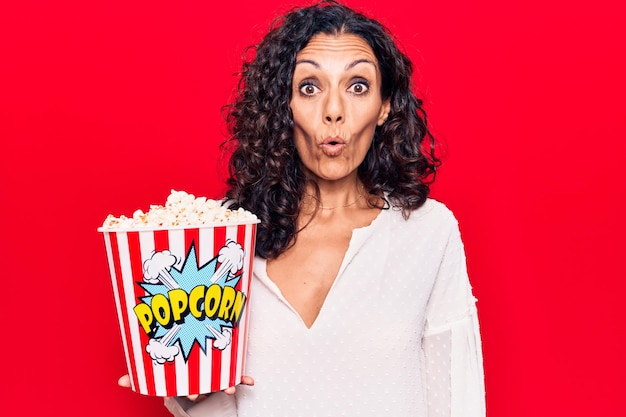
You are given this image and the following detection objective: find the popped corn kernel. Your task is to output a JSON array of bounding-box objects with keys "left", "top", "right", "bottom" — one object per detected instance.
[{"left": 100, "top": 190, "right": 257, "bottom": 229}]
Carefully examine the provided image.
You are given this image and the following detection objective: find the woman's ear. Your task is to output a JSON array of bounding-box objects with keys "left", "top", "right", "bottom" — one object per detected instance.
[{"left": 377, "top": 99, "right": 391, "bottom": 126}]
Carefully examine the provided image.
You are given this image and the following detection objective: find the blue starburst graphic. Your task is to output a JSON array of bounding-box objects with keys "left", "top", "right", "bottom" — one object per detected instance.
[{"left": 137, "top": 242, "right": 244, "bottom": 362}]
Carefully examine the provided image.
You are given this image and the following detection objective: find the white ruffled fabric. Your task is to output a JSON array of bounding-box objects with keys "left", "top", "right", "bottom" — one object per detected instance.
[
  {"left": 422, "top": 311, "right": 485, "bottom": 417},
  {"left": 164, "top": 199, "right": 485, "bottom": 416},
  {"left": 421, "top": 204, "right": 485, "bottom": 417},
  {"left": 164, "top": 392, "right": 235, "bottom": 417}
]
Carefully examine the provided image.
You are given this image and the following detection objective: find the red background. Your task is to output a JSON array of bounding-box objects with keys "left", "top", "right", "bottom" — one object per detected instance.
[{"left": 1, "top": 0, "right": 625, "bottom": 415}]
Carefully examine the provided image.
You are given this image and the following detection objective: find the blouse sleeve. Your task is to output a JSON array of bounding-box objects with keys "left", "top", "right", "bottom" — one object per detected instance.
[
  {"left": 421, "top": 220, "right": 485, "bottom": 417},
  {"left": 163, "top": 392, "right": 237, "bottom": 417}
]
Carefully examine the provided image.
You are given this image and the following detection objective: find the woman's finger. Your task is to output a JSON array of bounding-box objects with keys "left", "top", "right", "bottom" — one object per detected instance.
[
  {"left": 118, "top": 374, "right": 131, "bottom": 388},
  {"left": 241, "top": 376, "right": 255, "bottom": 386},
  {"left": 186, "top": 393, "right": 209, "bottom": 402},
  {"left": 223, "top": 375, "right": 255, "bottom": 395}
]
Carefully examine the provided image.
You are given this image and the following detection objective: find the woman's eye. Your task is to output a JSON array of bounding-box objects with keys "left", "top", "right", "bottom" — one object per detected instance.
[
  {"left": 299, "top": 83, "right": 320, "bottom": 96},
  {"left": 348, "top": 81, "right": 370, "bottom": 95}
]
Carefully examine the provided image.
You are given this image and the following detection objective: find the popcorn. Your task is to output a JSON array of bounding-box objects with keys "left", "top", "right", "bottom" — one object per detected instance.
[{"left": 101, "top": 190, "right": 257, "bottom": 229}]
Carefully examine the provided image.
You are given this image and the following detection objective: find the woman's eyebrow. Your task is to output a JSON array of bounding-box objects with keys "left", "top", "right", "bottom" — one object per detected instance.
[
  {"left": 346, "top": 59, "right": 377, "bottom": 71},
  {"left": 294, "top": 59, "right": 319, "bottom": 68}
]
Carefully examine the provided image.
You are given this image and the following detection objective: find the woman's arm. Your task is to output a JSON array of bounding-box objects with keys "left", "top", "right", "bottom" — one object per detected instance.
[
  {"left": 163, "top": 392, "right": 237, "bottom": 417},
  {"left": 118, "top": 374, "right": 253, "bottom": 416},
  {"left": 421, "top": 220, "right": 485, "bottom": 417}
]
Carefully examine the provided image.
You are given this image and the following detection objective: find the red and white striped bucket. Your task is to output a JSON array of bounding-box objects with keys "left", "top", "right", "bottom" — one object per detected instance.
[{"left": 99, "top": 221, "right": 258, "bottom": 396}]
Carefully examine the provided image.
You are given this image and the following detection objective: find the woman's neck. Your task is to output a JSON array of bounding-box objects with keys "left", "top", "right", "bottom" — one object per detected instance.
[{"left": 303, "top": 178, "right": 365, "bottom": 211}]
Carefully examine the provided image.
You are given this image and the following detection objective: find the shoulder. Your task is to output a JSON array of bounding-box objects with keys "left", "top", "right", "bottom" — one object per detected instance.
[
  {"left": 389, "top": 198, "right": 459, "bottom": 228},
  {"left": 421, "top": 198, "right": 457, "bottom": 220},
  {"left": 380, "top": 198, "right": 461, "bottom": 247}
]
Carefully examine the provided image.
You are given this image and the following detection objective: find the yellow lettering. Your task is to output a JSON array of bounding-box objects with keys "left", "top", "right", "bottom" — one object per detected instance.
[
  {"left": 168, "top": 288, "right": 189, "bottom": 323},
  {"left": 133, "top": 303, "right": 154, "bottom": 334},
  {"left": 152, "top": 294, "right": 172, "bottom": 327},
  {"left": 189, "top": 285, "right": 206, "bottom": 319},
  {"left": 230, "top": 291, "right": 247, "bottom": 324},
  {"left": 134, "top": 283, "right": 248, "bottom": 331},
  {"left": 205, "top": 284, "right": 221, "bottom": 319},
  {"left": 218, "top": 286, "right": 236, "bottom": 321}
]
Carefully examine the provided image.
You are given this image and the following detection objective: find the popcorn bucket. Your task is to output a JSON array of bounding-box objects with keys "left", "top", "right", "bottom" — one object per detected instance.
[{"left": 99, "top": 220, "right": 259, "bottom": 396}]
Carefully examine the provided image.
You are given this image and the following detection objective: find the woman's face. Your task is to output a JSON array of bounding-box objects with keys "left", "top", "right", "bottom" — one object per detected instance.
[{"left": 290, "top": 33, "right": 390, "bottom": 184}]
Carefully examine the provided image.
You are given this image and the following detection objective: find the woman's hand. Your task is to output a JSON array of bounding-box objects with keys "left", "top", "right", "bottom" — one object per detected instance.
[
  {"left": 117, "top": 374, "right": 255, "bottom": 400},
  {"left": 222, "top": 375, "right": 255, "bottom": 396},
  {"left": 117, "top": 374, "right": 131, "bottom": 389}
]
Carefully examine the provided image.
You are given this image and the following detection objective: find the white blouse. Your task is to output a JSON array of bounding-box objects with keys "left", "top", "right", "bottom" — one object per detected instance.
[{"left": 165, "top": 199, "right": 485, "bottom": 417}]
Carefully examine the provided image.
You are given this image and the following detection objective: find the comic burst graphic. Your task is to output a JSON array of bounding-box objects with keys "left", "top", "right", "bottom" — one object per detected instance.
[{"left": 134, "top": 240, "right": 246, "bottom": 364}]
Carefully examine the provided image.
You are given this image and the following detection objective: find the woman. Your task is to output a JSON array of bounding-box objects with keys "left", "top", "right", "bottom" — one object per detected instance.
[{"left": 123, "top": 1, "right": 485, "bottom": 416}]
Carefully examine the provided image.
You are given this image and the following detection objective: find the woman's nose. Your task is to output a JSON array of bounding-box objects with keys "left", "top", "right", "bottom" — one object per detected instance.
[{"left": 324, "top": 88, "right": 344, "bottom": 123}]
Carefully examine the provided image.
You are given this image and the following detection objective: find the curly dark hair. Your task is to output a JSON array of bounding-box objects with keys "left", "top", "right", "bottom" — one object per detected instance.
[{"left": 223, "top": 0, "right": 440, "bottom": 259}]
